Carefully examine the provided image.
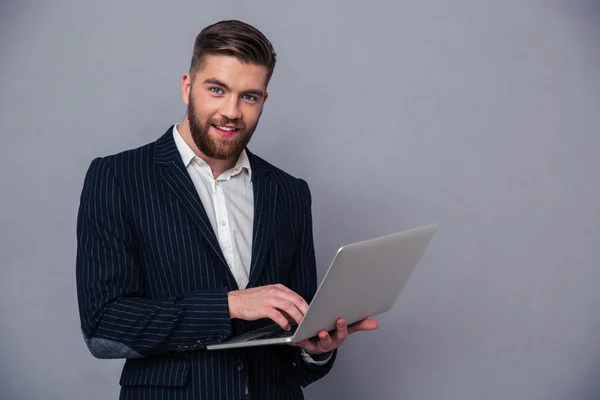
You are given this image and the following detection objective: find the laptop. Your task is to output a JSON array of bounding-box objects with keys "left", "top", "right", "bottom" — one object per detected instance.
[{"left": 206, "top": 224, "right": 437, "bottom": 350}]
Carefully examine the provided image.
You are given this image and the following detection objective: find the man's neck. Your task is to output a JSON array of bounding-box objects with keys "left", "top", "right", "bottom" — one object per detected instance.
[{"left": 177, "top": 120, "right": 238, "bottom": 179}]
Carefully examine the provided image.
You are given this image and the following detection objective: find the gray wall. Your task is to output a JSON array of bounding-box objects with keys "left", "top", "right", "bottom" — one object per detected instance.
[{"left": 2, "top": 1, "right": 600, "bottom": 399}]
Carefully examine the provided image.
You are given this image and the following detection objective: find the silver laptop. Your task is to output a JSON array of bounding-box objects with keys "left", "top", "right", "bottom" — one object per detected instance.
[{"left": 206, "top": 224, "right": 437, "bottom": 350}]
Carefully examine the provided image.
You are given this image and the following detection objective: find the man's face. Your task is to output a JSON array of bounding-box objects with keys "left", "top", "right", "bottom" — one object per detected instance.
[{"left": 182, "top": 55, "right": 269, "bottom": 160}]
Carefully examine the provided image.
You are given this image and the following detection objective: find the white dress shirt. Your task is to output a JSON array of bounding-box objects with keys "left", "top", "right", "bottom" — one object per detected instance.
[
  {"left": 173, "top": 124, "right": 253, "bottom": 290},
  {"left": 173, "top": 125, "right": 331, "bottom": 365}
]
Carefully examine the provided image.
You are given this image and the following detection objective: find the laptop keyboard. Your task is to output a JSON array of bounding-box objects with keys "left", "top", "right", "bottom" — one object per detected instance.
[{"left": 248, "top": 325, "right": 298, "bottom": 341}]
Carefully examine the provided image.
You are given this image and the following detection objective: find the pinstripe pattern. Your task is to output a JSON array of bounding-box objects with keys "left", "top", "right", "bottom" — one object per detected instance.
[{"left": 76, "top": 127, "right": 336, "bottom": 399}]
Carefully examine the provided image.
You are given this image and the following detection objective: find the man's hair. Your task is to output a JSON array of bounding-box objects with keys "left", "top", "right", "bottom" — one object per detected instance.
[{"left": 190, "top": 20, "right": 277, "bottom": 86}]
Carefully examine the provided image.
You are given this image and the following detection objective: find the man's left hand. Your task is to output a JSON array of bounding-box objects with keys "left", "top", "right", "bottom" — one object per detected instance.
[{"left": 291, "top": 318, "right": 379, "bottom": 356}]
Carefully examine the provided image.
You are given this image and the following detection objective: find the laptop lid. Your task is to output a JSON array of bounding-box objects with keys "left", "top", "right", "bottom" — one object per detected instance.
[{"left": 292, "top": 224, "right": 437, "bottom": 342}]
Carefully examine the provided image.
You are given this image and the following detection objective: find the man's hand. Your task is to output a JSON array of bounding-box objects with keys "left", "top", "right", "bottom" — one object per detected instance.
[
  {"left": 228, "top": 284, "right": 309, "bottom": 330},
  {"left": 291, "top": 318, "right": 379, "bottom": 356}
]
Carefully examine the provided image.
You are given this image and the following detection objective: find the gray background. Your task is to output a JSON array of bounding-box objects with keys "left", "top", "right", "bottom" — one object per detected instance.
[{"left": 1, "top": 0, "right": 600, "bottom": 399}]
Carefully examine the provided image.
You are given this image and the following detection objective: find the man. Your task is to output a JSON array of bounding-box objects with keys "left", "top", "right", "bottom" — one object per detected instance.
[{"left": 76, "top": 20, "right": 378, "bottom": 400}]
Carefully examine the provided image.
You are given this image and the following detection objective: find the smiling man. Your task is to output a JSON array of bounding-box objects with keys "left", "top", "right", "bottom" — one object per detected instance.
[{"left": 76, "top": 20, "right": 377, "bottom": 400}]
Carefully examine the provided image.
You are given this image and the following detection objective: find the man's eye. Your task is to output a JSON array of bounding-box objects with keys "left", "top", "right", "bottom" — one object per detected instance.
[
  {"left": 242, "top": 95, "right": 256, "bottom": 102},
  {"left": 210, "top": 87, "right": 224, "bottom": 94}
]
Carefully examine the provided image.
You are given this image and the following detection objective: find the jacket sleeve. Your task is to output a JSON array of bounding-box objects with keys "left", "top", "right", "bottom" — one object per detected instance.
[
  {"left": 284, "top": 178, "right": 337, "bottom": 387},
  {"left": 76, "top": 157, "right": 232, "bottom": 359}
]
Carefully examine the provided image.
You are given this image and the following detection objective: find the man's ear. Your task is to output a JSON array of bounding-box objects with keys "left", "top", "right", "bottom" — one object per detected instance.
[{"left": 181, "top": 73, "right": 192, "bottom": 105}]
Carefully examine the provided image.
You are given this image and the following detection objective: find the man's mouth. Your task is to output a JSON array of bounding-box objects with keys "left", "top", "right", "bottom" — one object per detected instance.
[{"left": 212, "top": 124, "right": 240, "bottom": 137}]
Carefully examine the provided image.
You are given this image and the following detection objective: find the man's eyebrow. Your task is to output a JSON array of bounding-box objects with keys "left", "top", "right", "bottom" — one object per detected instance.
[
  {"left": 203, "top": 78, "right": 264, "bottom": 98},
  {"left": 243, "top": 89, "right": 265, "bottom": 98},
  {"left": 203, "top": 78, "right": 230, "bottom": 90}
]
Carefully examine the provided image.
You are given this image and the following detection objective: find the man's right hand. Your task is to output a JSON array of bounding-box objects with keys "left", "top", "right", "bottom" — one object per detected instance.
[{"left": 227, "top": 284, "right": 310, "bottom": 331}]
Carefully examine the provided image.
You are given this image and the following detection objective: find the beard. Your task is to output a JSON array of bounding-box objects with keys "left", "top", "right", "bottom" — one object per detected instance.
[{"left": 187, "top": 94, "right": 260, "bottom": 160}]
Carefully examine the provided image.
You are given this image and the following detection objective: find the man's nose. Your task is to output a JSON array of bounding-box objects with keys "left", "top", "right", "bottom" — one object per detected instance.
[{"left": 219, "top": 95, "right": 242, "bottom": 120}]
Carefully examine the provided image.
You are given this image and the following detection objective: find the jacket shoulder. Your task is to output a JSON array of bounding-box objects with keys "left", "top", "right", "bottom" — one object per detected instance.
[{"left": 249, "top": 152, "right": 312, "bottom": 206}]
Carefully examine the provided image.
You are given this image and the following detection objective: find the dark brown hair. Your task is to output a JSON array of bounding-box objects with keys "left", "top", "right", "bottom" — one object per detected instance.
[{"left": 190, "top": 20, "right": 277, "bottom": 85}]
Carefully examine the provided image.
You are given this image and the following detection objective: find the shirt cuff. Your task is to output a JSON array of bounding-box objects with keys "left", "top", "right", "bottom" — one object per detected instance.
[{"left": 299, "top": 348, "right": 333, "bottom": 365}]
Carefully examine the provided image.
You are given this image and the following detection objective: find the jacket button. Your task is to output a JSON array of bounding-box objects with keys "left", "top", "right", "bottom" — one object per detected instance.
[{"left": 233, "top": 360, "right": 244, "bottom": 371}]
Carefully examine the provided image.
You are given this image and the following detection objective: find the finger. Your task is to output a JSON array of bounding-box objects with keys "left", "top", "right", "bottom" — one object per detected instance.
[
  {"left": 269, "top": 298, "right": 304, "bottom": 326},
  {"left": 335, "top": 318, "right": 348, "bottom": 340},
  {"left": 280, "top": 310, "right": 296, "bottom": 324},
  {"left": 266, "top": 286, "right": 306, "bottom": 323},
  {"left": 318, "top": 330, "right": 333, "bottom": 349},
  {"left": 266, "top": 308, "right": 292, "bottom": 331},
  {"left": 272, "top": 285, "right": 310, "bottom": 315},
  {"left": 280, "top": 292, "right": 310, "bottom": 316},
  {"left": 348, "top": 319, "right": 379, "bottom": 334},
  {"left": 348, "top": 318, "right": 379, "bottom": 334}
]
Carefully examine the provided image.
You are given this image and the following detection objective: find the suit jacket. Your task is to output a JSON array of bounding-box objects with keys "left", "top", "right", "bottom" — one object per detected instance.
[{"left": 76, "top": 127, "right": 336, "bottom": 400}]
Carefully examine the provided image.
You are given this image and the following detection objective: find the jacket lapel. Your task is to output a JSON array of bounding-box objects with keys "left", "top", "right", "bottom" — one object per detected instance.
[
  {"left": 247, "top": 151, "right": 277, "bottom": 288},
  {"left": 154, "top": 127, "right": 238, "bottom": 290}
]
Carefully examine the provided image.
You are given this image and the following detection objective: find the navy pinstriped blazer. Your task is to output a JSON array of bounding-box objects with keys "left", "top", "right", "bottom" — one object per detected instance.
[{"left": 76, "top": 127, "right": 336, "bottom": 399}]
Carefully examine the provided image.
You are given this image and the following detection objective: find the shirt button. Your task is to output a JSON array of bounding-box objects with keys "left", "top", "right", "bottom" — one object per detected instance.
[{"left": 220, "top": 220, "right": 226, "bottom": 226}]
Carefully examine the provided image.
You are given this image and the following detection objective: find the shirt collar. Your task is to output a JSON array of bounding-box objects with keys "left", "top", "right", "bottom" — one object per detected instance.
[
  {"left": 172, "top": 124, "right": 252, "bottom": 180},
  {"left": 172, "top": 124, "right": 197, "bottom": 167}
]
